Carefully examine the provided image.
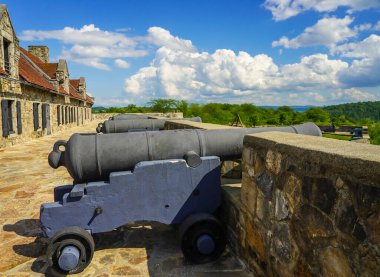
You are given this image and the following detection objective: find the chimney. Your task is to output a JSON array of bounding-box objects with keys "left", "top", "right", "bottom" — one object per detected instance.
[
  {"left": 28, "top": 46, "right": 49, "bottom": 63},
  {"left": 78, "top": 77, "right": 86, "bottom": 95}
]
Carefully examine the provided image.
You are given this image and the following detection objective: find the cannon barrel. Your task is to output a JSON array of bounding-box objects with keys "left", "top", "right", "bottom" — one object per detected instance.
[
  {"left": 110, "top": 114, "right": 150, "bottom": 120},
  {"left": 49, "top": 123, "right": 321, "bottom": 183},
  {"left": 96, "top": 117, "right": 202, "bottom": 133}
]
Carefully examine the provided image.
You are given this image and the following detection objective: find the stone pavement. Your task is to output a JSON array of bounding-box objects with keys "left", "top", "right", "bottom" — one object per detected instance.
[{"left": 0, "top": 120, "right": 251, "bottom": 276}]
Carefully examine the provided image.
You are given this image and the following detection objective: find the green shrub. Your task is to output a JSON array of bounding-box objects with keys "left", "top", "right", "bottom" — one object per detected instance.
[{"left": 369, "top": 123, "right": 380, "bottom": 145}]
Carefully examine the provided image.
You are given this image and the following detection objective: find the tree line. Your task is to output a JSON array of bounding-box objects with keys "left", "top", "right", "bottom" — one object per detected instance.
[{"left": 93, "top": 99, "right": 380, "bottom": 144}]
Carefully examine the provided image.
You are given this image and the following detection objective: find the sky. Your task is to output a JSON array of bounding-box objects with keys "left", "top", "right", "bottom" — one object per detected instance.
[{"left": 4, "top": 0, "right": 380, "bottom": 107}]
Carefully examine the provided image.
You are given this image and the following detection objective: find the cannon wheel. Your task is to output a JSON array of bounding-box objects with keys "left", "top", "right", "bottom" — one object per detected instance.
[
  {"left": 179, "top": 213, "right": 226, "bottom": 263},
  {"left": 46, "top": 227, "right": 95, "bottom": 275}
]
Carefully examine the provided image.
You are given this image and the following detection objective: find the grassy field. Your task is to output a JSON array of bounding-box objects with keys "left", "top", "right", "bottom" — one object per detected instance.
[{"left": 323, "top": 133, "right": 352, "bottom": 141}]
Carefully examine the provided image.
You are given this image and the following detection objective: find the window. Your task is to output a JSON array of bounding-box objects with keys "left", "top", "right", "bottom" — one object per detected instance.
[
  {"left": 65, "top": 106, "right": 68, "bottom": 124},
  {"left": 3, "top": 38, "right": 11, "bottom": 73},
  {"left": 33, "top": 103, "right": 40, "bottom": 131},
  {"left": 62, "top": 106, "right": 64, "bottom": 125},
  {"left": 1, "top": 100, "right": 14, "bottom": 137},
  {"left": 57, "top": 106, "right": 61, "bottom": 125},
  {"left": 42, "top": 104, "right": 49, "bottom": 129},
  {"left": 16, "top": 101, "right": 22, "bottom": 134}
]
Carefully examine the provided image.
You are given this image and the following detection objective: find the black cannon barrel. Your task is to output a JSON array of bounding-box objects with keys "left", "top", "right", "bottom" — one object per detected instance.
[
  {"left": 49, "top": 123, "right": 321, "bottom": 183},
  {"left": 96, "top": 117, "right": 202, "bottom": 133}
]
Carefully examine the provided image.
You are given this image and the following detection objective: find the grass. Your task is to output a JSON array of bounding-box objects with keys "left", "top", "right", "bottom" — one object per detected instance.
[{"left": 323, "top": 134, "right": 352, "bottom": 141}]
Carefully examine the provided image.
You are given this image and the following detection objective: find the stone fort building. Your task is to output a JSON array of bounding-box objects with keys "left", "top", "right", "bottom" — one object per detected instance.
[{"left": 0, "top": 5, "right": 94, "bottom": 148}]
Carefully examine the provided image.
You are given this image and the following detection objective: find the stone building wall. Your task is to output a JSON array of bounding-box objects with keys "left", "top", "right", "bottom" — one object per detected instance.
[
  {"left": 239, "top": 131, "right": 380, "bottom": 276},
  {"left": 0, "top": 7, "right": 19, "bottom": 79},
  {"left": 0, "top": 85, "right": 92, "bottom": 148}
]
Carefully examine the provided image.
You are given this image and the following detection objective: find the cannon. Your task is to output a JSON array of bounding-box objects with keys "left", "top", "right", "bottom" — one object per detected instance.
[
  {"left": 109, "top": 114, "right": 150, "bottom": 120},
  {"left": 51, "top": 122, "right": 321, "bottom": 183},
  {"left": 96, "top": 117, "right": 202, "bottom": 133},
  {"left": 41, "top": 122, "right": 321, "bottom": 274}
]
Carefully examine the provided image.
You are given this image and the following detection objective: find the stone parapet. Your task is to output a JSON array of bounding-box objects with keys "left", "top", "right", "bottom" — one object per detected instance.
[{"left": 239, "top": 131, "right": 380, "bottom": 276}]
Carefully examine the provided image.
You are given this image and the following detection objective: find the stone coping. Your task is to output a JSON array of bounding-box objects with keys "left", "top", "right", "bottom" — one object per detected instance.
[
  {"left": 244, "top": 131, "right": 380, "bottom": 185},
  {"left": 166, "top": 119, "right": 238, "bottom": 130}
]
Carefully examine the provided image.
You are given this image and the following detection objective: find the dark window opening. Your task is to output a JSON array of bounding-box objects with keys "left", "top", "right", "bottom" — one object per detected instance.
[
  {"left": 33, "top": 103, "right": 40, "bottom": 131},
  {"left": 7, "top": 100, "right": 13, "bottom": 133},
  {"left": 3, "top": 38, "right": 11, "bottom": 73},
  {"left": 42, "top": 104, "right": 48, "bottom": 129},
  {"left": 16, "top": 101, "right": 22, "bottom": 134},
  {"left": 1, "top": 100, "right": 14, "bottom": 137},
  {"left": 65, "top": 106, "right": 68, "bottom": 124},
  {"left": 57, "top": 106, "right": 61, "bottom": 125}
]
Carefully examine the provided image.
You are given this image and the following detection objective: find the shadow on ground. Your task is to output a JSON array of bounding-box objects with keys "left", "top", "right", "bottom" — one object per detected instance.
[{"left": 4, "top": 220, "right": 250, "bottom": 276}]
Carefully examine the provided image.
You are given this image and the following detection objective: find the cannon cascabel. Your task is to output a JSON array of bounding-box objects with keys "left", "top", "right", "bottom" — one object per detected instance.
[
  {"left": 49, "top": 122, "right": 322, "bottom": 183},
  {"left": 96, "top": 117, "right": 203, "bottom": 133}
]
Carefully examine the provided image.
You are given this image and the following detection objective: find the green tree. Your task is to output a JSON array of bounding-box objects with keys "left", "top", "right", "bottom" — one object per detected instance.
[
  {"left": 369, "top": 123, "right": 380, "bottom": 145},
  {"left": 305, "top": 107, "right": 330, "bottom": 124},
  {"left": 148, "top": 99, "right": 179, "bottom": 113}
]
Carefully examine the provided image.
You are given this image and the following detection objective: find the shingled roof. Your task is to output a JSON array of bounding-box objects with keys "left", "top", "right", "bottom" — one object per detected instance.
[{"left": 19, "top": 54, "right": 56, "bottom": 92}]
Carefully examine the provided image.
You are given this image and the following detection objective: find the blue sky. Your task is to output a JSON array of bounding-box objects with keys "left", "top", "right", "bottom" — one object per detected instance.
[{"left": 4, "top": 0, "right": 380, "bottom": 106}]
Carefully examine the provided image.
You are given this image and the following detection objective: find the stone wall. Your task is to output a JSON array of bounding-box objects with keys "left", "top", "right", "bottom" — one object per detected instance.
[
  {"left": 0, "top": 8, "right": 20, "bottom": 79},
  {"left": 239, "top": 131, "right": 380, "bottom": 276}
]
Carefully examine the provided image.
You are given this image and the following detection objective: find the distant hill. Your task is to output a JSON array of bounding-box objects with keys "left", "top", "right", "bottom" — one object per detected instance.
[
  {"left": 258, "top": 106, "right": 314, "bottom": 112},
  {"left": 92, "top": 106, "right": 107, "bottom": 111},
  {"left": 323, "top": 101, "right": 380, "bottom": 122}
]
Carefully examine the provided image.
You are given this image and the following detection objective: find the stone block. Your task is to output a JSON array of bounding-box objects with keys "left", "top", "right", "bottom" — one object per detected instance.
[
  {"left": 242, "top": 147, "right": 254, "bottom": 166},
  {"left": 256, "top": 190, "right": 272, "bottom": 226},
  {"left": 272, "top": 223, "right": 291, "bottom": 263},
  {"left": 301, "top": 176, "right": 337, "bottom": 215},
  {"left": 283, "top": 172, "right": 302, "bottom": 214},
  {"left": 367, "top": 211, "right": 380, "bottom": 244},
  {"left": 255, "top": 171, "right": 273, "bottom": 199},
  {"left": 274, "top": 189, "right": 289, "bottom": 221},
  {"left": 299, "top": 204, "right": 335, "bottom": 238},
  {"left": 265, "top": 149, "right": 282, "bottom": 175},
  {"left": 241, "top": 173, "right": 257, "bottom": 216},
  {"left": 243, "top": 215, "right": 267, "bottom": 263},
  {"left": 319, "top": 247, "right": 354, "bottom": 277}
]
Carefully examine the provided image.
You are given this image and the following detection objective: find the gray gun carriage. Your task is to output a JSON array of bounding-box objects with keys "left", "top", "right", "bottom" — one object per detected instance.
[{"left": 40, "top": 123, "right": 322, "bottom": 274}]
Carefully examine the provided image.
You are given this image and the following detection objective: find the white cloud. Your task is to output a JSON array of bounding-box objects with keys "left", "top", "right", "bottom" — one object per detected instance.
[
  {"left": 20, "top": 24, "right": 148, "bottom": 70},
  {"left": 331, "top": 34, "right": 380, "bottom": 58},
  {"left": 354, "top": 23, "right": 372, "bottom": 32},
  {"left": 95, "top": 96, "right": 134, "bottom": 107},
  {"left": 272, "top": 16, "right": 356, "bottom": 49},
  {"left": 305, "top": 92, "right": 326, "bottom": 102},
  {"left": 264, "top": 0, "right": 380, "bottom": 21},
  {"left": 145, "top": 27, "right": 196, "bottom": 52},
  {"left": 331, "top": 88, "right": 376, "bottom": 102},
  {"left": 332, "top": 34, "right": 380, "bottom": 87},
  {"left": 114, "top": 59, "right": 131, "bottom": 69},
  {"left": 375, "top": 21, "right": 380, "bottom": 30},
  {"left": 124, "top": 27, "right": 349, "bottom": 104},
  {"left": 123, "top": 28, "right": 380, "bottom": 105}
]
